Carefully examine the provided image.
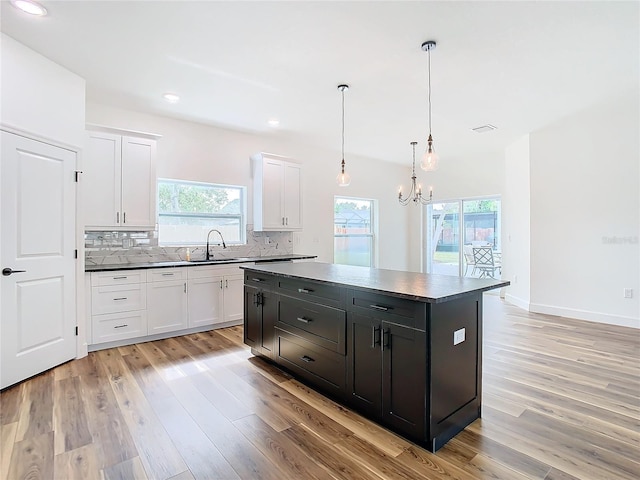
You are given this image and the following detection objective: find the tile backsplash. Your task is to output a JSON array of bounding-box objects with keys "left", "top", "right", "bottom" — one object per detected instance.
[{"left": 85, "top": 225, "right": 293, "bottom": 266}]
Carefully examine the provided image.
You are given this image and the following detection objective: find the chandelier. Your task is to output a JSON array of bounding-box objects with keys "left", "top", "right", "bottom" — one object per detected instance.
[{"left": 399, "top": 142, "right": 433, "bottom": 206}]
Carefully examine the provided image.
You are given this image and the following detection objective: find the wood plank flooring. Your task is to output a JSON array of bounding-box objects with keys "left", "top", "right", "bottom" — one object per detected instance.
[{"left": 1, "top": 295, "right": 639, "bottom": 479}]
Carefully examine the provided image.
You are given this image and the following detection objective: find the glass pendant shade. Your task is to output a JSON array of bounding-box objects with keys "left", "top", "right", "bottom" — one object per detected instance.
[
  {"left": 337, "top": 170, "right": 351, "bottom": 187},
  {"left": 421, "top": 147, "right": 440, "bottom": 171}
]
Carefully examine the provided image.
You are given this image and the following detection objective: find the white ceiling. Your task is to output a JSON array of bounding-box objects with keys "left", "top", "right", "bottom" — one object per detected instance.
[{"left": 1, "top": 1, "right": 638, "bottom": 165}]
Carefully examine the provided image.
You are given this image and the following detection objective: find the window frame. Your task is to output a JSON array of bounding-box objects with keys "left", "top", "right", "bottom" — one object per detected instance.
[
  {"left": 333, "top": 196, "right": 376, "bottom": 267},
  {"left": 157, "top": 178, "right": 247, "bottom": 246}
]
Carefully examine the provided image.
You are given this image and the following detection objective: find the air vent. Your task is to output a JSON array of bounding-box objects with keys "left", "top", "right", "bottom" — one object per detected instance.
[{"left": 471, "top": 124, "right": 497, "bottom": 133}]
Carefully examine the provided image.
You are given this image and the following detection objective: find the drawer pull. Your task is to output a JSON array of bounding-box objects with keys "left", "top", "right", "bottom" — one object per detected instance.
[
  {"left": 296, "top": 316, "right": 311, "bottom": 324},
  {"left": 297, "top": 288, "right": 313, "bottom": 294},
  {"left": 114, "top": 324, "right": 128, "bottom": 329},
  {"left": 161, "top": 273, "right": 174, "bottom": 276},
  {"left": 382, "top": 328, "right": 390, "bottom": 351},
  {"left": 112, "top": 276, "right": 128, "bottom": 280},
  {"left": 369, "top": 304, "right": 390, "bottom": 311},
  {"left": 113, "top": 297, "right": 128, "bottom": 301},
  {"left": 300, "top": 355, "right": 315, "bottom": 363},
  {"left": 251, "top": 277, "right": 263, "bottom": 282}
]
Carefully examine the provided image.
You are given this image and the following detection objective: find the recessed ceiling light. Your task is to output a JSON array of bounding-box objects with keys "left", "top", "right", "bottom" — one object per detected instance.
[
  {"left": 267, "top": 118, "right": 280, "bottom": 127},
  {"left": 10, "top": 0, "right": 47, "bottom": 16},
  {"left": 471, "top": 124, "right": 497, "bottom": 133},
  {"left": 162, "top": 93, "right": 180, "bottom": 104}
]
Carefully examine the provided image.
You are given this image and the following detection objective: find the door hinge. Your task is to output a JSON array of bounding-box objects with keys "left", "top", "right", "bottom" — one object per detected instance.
[
  {"left": 74, "top": 249, "right": 78, "bottom": 259},
  {"left": 75, "top": 326, "right": 79, "bottom": 336},
  {"left": 74, "top": 170, "right": 82, "bottom": 182}
]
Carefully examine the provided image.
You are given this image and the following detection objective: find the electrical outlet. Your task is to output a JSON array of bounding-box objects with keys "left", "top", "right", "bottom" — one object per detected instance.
[
  {"left": 624, "top": 288, "right": 633, "bottom": 299},
  {"left": 453, "top": 328, "right": 465, "bottom": 346},
  {"left": 264, "top": 236, "right": 270, "bottom": 245}
]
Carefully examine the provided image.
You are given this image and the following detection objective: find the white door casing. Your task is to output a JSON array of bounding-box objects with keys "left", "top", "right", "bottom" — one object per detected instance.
[{"left": 1, "top": 130, "right": 77, "bottom": 389}]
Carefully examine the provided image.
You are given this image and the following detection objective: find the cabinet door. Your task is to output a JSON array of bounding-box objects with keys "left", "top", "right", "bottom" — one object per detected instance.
[
  {"left": 347, "top": 313, "right": 383, "bottom": 418},
  {"left": 84, "top": 131, "right": 121, "bottom": 228},
  {"left": 147, "top": 279, "right": 188, "bottom": 334},
  {"left": 261, "top": 158, "right": 284, "bottom": 229},
  {"left": 283, "top": 162, "right": 302, "bottom": 229},
  {"left": 188, "top": 275, "right": 224, "bottom": 327},
  {"left": 223, "top": 274, "right": 244, "bottom": 323},
  {"left": 243, "top": 286, "right": 276, "bottom": 358},
  {"left": 244, "top": 286, "right": 261, "bottom": 349},
  {"left": 121, "top": 136, "right": 156, "bottom": 228},
  {"left": 382, "top": 322, "right": 426, "bottom": 440}
]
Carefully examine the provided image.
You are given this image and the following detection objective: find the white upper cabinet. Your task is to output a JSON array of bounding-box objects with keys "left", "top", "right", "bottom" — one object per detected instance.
[
  {"left": 251, "top": 152, "right": 302, "bottom": 231},
  {"left": 83, "top": 129, "right": 157, "bottom": 230}
]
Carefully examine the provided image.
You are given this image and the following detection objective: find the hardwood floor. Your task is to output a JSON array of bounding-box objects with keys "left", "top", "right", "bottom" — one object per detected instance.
[{"left": 1, "top": 296, "right": 638, "bottom": 479}]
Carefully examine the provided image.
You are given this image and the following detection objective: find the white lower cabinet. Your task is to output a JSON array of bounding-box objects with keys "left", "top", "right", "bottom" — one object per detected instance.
[
  {"left": 88, "top": 263, "right": 248, "bottom": 348},
  {"left": 90, "top": 271, "right": 148, "bottom": 344},
  {"left": 147, "top": 268, "right": 188, "bottom": 334},
  {"left": 186, "top": 265, "right": 248, "bottom": 327}
]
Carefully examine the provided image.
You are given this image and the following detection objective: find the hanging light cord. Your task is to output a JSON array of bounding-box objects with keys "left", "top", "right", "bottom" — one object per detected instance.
[
  {"left": 341, "top": 87, "right": 346, "bottom": 171},
  {"left": 427, "top": 46, "right": 432, "bottom": 136}
]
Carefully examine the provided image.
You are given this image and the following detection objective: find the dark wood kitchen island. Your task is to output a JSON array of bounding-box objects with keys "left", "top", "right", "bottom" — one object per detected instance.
[{"left": 242, "top": 262, "right": 509, "bottom": 451}]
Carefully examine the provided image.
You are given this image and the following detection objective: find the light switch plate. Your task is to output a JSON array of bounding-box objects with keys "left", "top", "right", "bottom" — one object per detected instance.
[{"left": 453, "top": 328, "right": 465, "bottom": 346}]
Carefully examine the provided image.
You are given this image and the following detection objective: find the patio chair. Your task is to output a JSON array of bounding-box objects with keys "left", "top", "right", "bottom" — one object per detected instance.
[
  {"left": 463, "top": 245, "right": 477, "bottom": 276},
  {"left": 472, "top": 246, "right": 500, "bottom": 278}
]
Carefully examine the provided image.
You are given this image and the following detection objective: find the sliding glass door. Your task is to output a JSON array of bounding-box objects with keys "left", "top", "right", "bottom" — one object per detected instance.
[{"left": 425, "top": 197, "right": 501, "bottom": 278}]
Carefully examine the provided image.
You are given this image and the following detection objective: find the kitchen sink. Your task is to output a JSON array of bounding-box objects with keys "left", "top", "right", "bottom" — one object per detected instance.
[{"left": 188, "top": 258, "right": 251, "bottom": 263}]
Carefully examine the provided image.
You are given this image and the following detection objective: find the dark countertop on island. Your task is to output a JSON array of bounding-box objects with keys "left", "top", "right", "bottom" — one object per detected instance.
[
  {"left": 85, "top": 254, "right": 317, "bottom": 272},
  {"left": 241, "top": 262, "right": 509, "bottom": 303}
]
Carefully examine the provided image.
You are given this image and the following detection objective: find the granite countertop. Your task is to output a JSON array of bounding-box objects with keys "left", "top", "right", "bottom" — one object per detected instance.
[
  {"left": 85, "top": 254, "right": 317, "bottom": 272},
  {"left": 242, "top": 262, "right": 509, "bottom": 303}
]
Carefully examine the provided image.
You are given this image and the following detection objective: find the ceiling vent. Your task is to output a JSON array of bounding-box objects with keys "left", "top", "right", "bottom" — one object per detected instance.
[{"left": 471, "top": 124, "right": 497, "bottom": 133}]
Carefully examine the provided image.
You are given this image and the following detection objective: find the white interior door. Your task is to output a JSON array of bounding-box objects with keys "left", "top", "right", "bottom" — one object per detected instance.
[{"left": 1, "top": 130, "right": 77, "bottom": 389}]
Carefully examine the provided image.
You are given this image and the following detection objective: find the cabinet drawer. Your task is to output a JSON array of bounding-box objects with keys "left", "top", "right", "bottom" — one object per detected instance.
[
  {"left": 147, "top": 267, "right": 187, "bottom": 282},
  {"left": 350, "top": 291, "right": 426, "bottom": 330},
  {"left": 276, "top": 329, "right": 345, "bottom": 392},
  {"left": 278, "top": 278, "right": 343, "bottom": 307},
  {"left": 92, "top": 284, "right": 146, "bottom": 315},
  {"left": 92, "top": 310, "right": 147, "bottom": 344},
  {"left": 91, "top": 270, "right": 146, "bottom": 286},
  {"left": 277, "top": 297, "right": 346, "bottom": 354},
  {"left": 244, "top": 272, "right": 274, "bottom": 287}
]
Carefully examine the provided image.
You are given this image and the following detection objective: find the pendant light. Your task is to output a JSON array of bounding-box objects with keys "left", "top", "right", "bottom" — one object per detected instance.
[
  {"left": 399, "top": 142, "right": 433, "bottom": 206},
  {"left": 420, "top": 41, "right": 440, "bottom": 171},
  {"left": 336, "top": 84, "right": 351, "bottom": 187}
]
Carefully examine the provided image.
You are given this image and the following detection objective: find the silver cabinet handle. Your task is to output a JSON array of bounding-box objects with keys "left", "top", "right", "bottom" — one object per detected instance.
[
  {"left": 113, "top": 276, "right": 128, "bottom": 280},
  {"left": 123, "top": 212, "right": 126, "bottom": 224},
  {"left": 296, "top": 317, "right": 310, "bottom": 324},
  {"left": 113, "top": 297, "right": 127, "bottom": 301},
  {"left": 184, "top": 282, "right": 186, "bottom": 293},
  {"left": 300, "top": 355, "right": 314, "bottom": 363},
  {"left": 116, "top": 212, "right": 119, "bottom": 223},
  {"left": 251, "top": 277, "right": 263, "bottom": 282},
  {"left": 162, "top": 272, "right": 174, "bottom": 276},
  {"left": 114, "top": 324, "right": 128, "bottom": 329},
  {"left": 369, "top": 304, "right": 389, "bottom": 311},
  {"left": 225, "top": 279, "right": 229, "bottom": 288},
  {"left": 298, "top": 288, "right": 312, "bottom": 294},
  {"left": 220, "top": 279, "right": 223, "bottom": 289}
]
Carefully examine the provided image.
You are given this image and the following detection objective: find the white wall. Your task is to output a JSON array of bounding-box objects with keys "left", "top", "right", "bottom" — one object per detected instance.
[
  {"left": 528, "top": 94, "right": 639, "bottom": 328},
  {"left": 86, "top": 102, "right": 413, "bottom": 270},
  {"left": 502, "top": 135, "right": 531, "bottom": 309},
  {"left": 0, "top": 33, "right": 85, "bottom": 148}
]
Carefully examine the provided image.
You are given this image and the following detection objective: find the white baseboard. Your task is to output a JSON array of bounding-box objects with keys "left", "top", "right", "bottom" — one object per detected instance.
[
  {"left": 505, "top": 293, "right": 530, "bottom": 311},
  {"left": 529, "top": 303, "right": 639, "bottom": 329}
]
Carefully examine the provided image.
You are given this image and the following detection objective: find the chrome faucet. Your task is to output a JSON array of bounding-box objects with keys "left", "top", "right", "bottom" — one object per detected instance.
[{"left": 205, "top": 229, "right": 227, "bottom": 260}]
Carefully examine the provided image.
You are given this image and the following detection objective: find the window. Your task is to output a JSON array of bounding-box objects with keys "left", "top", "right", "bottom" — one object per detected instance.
[
  {"left": 157, "top": 179, "right": 246, "bottom": 245},
  {"left": 334, "top": 197, "right": 375, "bottom": 267},
  {"left": 425, "top": 196, "right": 501, "bottom": 278}
]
